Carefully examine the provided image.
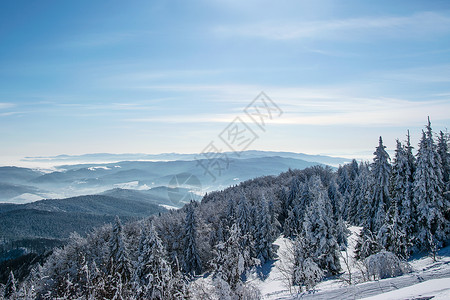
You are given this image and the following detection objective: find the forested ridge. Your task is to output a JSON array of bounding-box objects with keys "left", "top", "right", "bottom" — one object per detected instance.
[{"left": 1, "top": 119, "right": 449, "bottom": 299}]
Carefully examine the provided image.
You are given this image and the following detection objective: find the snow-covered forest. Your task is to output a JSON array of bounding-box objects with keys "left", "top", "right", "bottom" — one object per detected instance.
[{"left": 2, "top": 119, "right": 449, "bottom": 299}]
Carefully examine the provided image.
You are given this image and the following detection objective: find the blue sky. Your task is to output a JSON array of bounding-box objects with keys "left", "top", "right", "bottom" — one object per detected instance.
[{"left": 1, "top": 0, "right": 450, "bottom": 162}]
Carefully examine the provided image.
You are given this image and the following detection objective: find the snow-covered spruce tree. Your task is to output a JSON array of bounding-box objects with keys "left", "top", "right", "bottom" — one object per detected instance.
[
  {"left": 351, "top": 162, "right": 371, "bottom": 226},
  {"left": 344, "top": 159, "right": 360, "bottom": 221},
  {"left": 283, "top": 208, "right": 298, "bottom": 238},
  {"left": 377, "top": 199, "right": 409, "bottom": 259},
  {"left": 404, "top": 132, "right": 417, "bottom": 243},
  {"left": 438, "top": 130, "right": 450, "bottom": 222},
  {"left": 437, "top": 131, "right": 450, "bottom": 216},
  {"left": 327, "top": 178, "right": 343, "bottom": 220},
  {"left": 134, "top": 221, "right": 173, "bottom": 299},
  {"left": 224, "top": 197, "right": 236, "bottom": 233},
  {"left": 17, "top": 265, "right": 41, "bottom": 300},
  {"left": 236, "top": 193, "right": 256, "bottom": 271},
  {"left": 211, "top": 223, "right": 247, "bottom": 294},
  {"left": 335, "top": 215, "right": 349, "bottom": 251},
  {"left": 237, "top": 193, "right": 250, "bottom": 235},
  {"left": 283, "top": 178, "right": 302, "bottom": 238},
  {"left": 368, "top": 137, "right": 391, "bottom": 233},
  {"left": 414, "top": 119, "right": 447, "bottom": 251},
  {"left": 337, "top": 164, "right": 352, "bottom": 220},
  {"left": 268, "top": 196, "right": 281, "bottom": 238},
  {"left": 107, "top": 216, "right": 132, "bottom": 299},
  {"left": 182, "top": 202, "right": 202, "bottom": 276},
  {"left": 209, "top": 221, "right": 225, "bottom": 251},
  {"left": 405, "top": 130, "right": 417, "bottom": 172},
  {"left": 3, "top": 271, "right": 17, "bottom": 299},
  {"left": 292, "top": 236, "right": 324, "bottom": 292},
  {"left": 327, "top": 178, "right": 349, "bottom": 250},
  {"left": 284, "top": 180, "right": 312, "bottom": 238},
  {"left": 355, "top": 226, "right": 381, "bottom": 260},
  {"left": 76, "top": 254, "right": 94, "bottom": 298},
  {"left": 301, "top": 176, "right": 341, "bottom": 276},
  {"left": 298, "top": 180, "right": 313, "bottom": 218},
  {"left": 255, "top": 194, "right": 276, "bottom": 264},
  {"left": 286, "top": 177, "right": 301, "bottom": 211},
  {"left": 210, "top": 223, "right": 261, "bottom": 299},
  {"left": 278, "top": 187, "right": 289, "bottom": 227},
  {"left": 389, "top": 138, "right": 415, "bottom": 252},
  {"left": 438, "top": 130, "right": 450, "bottom": 188},
  {"left": 36, "top": 232, "right": 89, "bottom": 298}
]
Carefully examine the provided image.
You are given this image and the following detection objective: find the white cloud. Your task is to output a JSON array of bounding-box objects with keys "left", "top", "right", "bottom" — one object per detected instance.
[
  {"left": 0, "top": 111, "right": 23, "bottom": 117},
  {"left": 213, "top": 12, "right": 450, "bottom": 41},
  {"left": 122, "top": 85, "right": 450, "bottom": 127},
  {"left": 378, "top": 64, "right": 450, "bottom": 83},
  {"left": 0, "top": 103, "right": 14, "bottom": 109}
]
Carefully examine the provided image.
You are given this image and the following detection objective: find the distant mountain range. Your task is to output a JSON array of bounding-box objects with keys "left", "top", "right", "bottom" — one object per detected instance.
[
  {"left": 23, "top": 150, "right": 350, "bottom": 167},
  {"left": 0, "top": 151, "right": 350, "bottom": 205}
]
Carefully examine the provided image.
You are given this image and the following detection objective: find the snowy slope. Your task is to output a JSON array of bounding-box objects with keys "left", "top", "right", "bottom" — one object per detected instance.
[
  {"left": 251, "top": 226, "right": 450, "bottom": 300},
  {"left": 247, "top": 237, "right": 293, "bottom": 299},
  {"left": 362, "top": 278, "right": 450, "bottom": 300}
]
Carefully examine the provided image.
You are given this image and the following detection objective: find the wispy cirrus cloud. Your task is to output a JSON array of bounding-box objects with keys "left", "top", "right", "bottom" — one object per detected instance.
[
  {"left": 122, "top": 86, "right": 450, "bottom": 127},
  {"left": 377, "top": 64, "right": 450, "bottom": 83},
  {"left": 213, "top": 12, "right": 450, "bottom": 40},
  {"left": 0, "top": 111, "right": 24, "bottom": 117},
  {"left": 0, "top": 103, "right": 15, "bottom": 109}
]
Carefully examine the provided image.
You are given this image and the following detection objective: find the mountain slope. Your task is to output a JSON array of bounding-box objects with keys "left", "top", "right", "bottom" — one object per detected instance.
[
  {"left": 100, "top": 186, "right": 200, "bottom": 207},
  {"left": 0, "top": 167, "right": 42, "bottom": 183},
  {"left": 0, "top": 195, "right": 167, "bottom": 241}
]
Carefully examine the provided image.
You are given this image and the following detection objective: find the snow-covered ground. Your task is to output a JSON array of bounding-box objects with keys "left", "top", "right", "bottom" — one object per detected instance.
[
  {"left": 159, "top": 204, "right": 180, "bottom": 210},
  {"left": 362, "top": 278, "right": 450, "bottom": 300},
  {"left": 249, "top": 226, "right": 450, "bottom": 299}
]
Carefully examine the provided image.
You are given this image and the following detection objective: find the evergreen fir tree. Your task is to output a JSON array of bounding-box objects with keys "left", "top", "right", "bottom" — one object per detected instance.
[
  {"left": 301, "top": 176, "right": 341, "bottom": 275},
  {"left": 327, "top": 178, "right": 343, "bottom": 221},
  {"left": 353, "top": 162, "right": 371, "bottom": 226},
  {"left": 368, "top": 137, "right": 391, "bottom": 232},
  {"left": 237, "top": 193, "right": 250, "bottom": 235},
  {"left": 255, "top": 195, "right": 275, "bottom": 264},
  {"left": 107, "top": 216, "right": 132, "bottom": 299},
  {"left": 135, "top": 222, "right": 172, "bottom": 299},
  {"left": 377, "top": 199, "right": 409, "bottom": 259},
  {"left": 183, "top": 203, "right": 202, "bottom": 276},
  {"left": 211, "top": 223, "right": 246, "bottom": 292},
  {"left": 437, "top": 130, "right": 450, "bottom": 188},
  {"left": 335, "top": 215, "right": 349, "bottom": 251},
  {"left": 283, "top": 208, "right": 298, "bottom": 238},
  {"left": 337, "top": 165, "right": 352, "bottom": 219},
  {"left": 236, "top": 193, "right": 256, "bottom": 269},
  {"left": 224, "top": 197, "right": 236, "bottom": 231},
  {"left": 413, "top": 119, "right": 447, "bottom": 250},
  {"left": 390, "top": 138, "right": 415, "bottom": 250},
  {"left": 405, "top": 130, "right": 417, "bottom": 175},
  {"left": 292, "top": 236, "right": 324, "bottom": 292},
  {"left": 437, "top": 131, "right": 450, "bottom": 219},
  {"left": 287, "top": 177, "right": 301, "bottom": 209},
  {"left": 283, "top": 181, "right": 312, "bottom": 238},
  {"left": 355, "top": 226, "right": 381, "bottom": 260},
  {"left": 4, "top": 271, "right": 17, "bottom": 299},
  {"left": 278, "top": 187, "right": 290, "bottom": 226}
]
